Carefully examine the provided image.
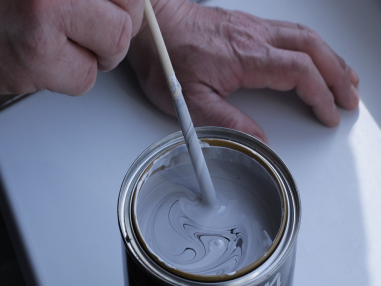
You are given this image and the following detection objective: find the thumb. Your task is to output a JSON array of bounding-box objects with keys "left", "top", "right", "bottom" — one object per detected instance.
[{"left": 185, "top": 91, "right": 269, "bottom": 145}]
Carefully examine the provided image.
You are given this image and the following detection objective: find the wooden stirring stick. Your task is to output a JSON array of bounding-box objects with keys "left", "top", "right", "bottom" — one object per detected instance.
[{"left": 144, "top": 0, "right": 218, "bottom": 207}]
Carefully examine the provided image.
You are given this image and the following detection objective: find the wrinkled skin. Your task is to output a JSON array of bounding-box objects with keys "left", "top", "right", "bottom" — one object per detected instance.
[
  {"left": 0, "top": 0, "right": 144, "bottom": 95},
  {"left": 0, "top": 0, "right": 359, "bottom": 143},
  {"left": 128, "top": 0, "right": 359, "bottom": 143}
]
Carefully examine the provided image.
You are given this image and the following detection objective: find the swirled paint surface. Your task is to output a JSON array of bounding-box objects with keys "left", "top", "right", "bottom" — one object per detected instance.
[{"left": 135, "top": 144, "right": 282, "bottom": 276}]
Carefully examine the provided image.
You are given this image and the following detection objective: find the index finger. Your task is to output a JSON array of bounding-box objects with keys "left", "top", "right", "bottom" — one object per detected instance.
[{"left": 109, "top": 0, "right": 144, "bottom": 37}]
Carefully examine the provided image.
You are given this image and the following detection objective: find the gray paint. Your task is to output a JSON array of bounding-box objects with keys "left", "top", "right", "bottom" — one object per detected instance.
[{"left": 135, "top": 144, "right": 282, "bottom": 275}]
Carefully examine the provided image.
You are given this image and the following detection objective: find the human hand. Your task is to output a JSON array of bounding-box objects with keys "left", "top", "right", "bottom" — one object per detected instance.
[
  {"left": 128, "top": 0, "right": 359, "bottom": 144},
  {"left": 0, "top": 0, "right": 144, "bottom": 96}
]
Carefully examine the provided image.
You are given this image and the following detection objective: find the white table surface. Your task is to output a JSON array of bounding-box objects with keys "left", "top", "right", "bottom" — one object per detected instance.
[{"left": 1, "top": 0, "right": 380, "bottom": 285}]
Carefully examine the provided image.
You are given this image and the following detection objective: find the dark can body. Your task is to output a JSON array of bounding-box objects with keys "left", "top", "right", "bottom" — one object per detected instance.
[{"left": 118, "top": 127, "right": 301, "bottom": 286}]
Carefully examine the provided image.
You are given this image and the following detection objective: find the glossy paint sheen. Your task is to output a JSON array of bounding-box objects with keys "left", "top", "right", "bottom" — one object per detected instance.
[{"left": 135, "top": 144, "right": 282, "bottom": 276}]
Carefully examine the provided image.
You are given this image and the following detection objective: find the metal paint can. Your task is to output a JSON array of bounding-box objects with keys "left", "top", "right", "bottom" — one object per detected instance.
[{"left": 118, "top": 127, "right": 301, "bottom": 285}]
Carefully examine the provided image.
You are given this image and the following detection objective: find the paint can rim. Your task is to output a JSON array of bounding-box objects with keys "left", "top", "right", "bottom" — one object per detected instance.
[{"left": 118, "top": 127, "right": 301, "bottom": 285}]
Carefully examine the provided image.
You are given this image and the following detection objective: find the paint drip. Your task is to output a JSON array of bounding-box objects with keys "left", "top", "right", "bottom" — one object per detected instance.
[{"left": 135, "top": 143, "right": 282, "bottom": 276}]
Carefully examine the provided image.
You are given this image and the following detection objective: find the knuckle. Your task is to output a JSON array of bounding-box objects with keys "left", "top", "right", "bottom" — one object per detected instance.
[
  {"left": 306, "top": 29, "right": 322, "bottom": 45},
  {"left": 228, "top": 23, "right": 267, "bottom": 58},
  {"left": 221, "top": 10, "right": 264, "bottom": 49},
  {"left": 129, "top": 0, "right": 145, "bottom": 36},
  {"left": 226, "top": 10, "right": 247, "bottom": 25},
  {"left": 221, "top": 12, "right": 270, "bottom": 69},
  {"left": 339, "top": 68, "right": 352, "bottom": 86},
  {"left": 300, "top": 26, "right": 323, "bottom": 47},
  {"left": 336, "top": 54, "right": 347, "bottom": 69},
  {"left": 296, "top": 23, "right": 309, "bottom": 31},
  {"left": 291, "top": 53, "right": 313, "bottom": 74},
  {"left": 229, "top": 26, "right": 251, "bottom": 51},
  {"left": 296, "top": 23, "right": 323, "bottom": 46},
  {"left": 111, "top": 12, "right": 132, "bottom": 55}
]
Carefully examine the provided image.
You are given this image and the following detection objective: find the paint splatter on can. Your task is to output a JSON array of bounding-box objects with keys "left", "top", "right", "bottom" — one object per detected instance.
[{"left": 118, "top": 127, "right": 301, "bottom": 285}]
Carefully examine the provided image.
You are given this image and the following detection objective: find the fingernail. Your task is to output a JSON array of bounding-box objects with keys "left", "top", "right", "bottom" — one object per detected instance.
[
  {"left": 349, "top": 67, "right": 359, "bottom": 87},
  {"left": 333, "top": 105, "right": 341, "bottom": 126},
  {"left": 350, "top": 84, "right": 359, "bottom": 107}
]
